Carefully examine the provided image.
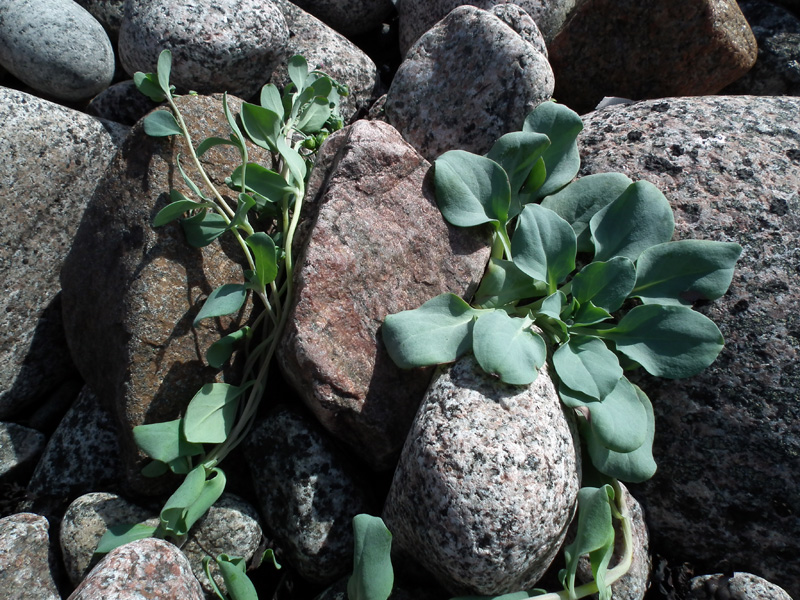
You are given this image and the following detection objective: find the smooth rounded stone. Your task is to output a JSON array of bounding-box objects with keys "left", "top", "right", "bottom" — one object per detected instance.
[
  {"left": 386, "top": 5, "right": 554, "bottom": 161},
  {"left": 289, "top": 0, "right": 395, "bottom": 36},
  {"left": 0, "top": 513, "right": 60, "bottom": 600},
  {"left": 60, "top": 492, "right": 156, "bottom": 586},
  {"left": 245, "top": 405, "right": 375, "bottom": 584},
  {"left": 67, "top": 538, "right": 205, "bottom": 600},
  {"left": 278, "top": 120, "right": 491, "bottom": 469},
  {"left": 690, "top": 572, "right": 793, "bottom": 600},
  {"left": 383, "top": 355, "right": 581, "bottom": 595},
  {"left": 119, "top": 0, "right": 288, "bottom": 100},
  {"left": 721, "top": 0, "right": 800, "bottom": 96},
  {"left": 0, "top": 0, "right": 115, "bottom": 101},
  {"left": 490, "top": 4, "right": 549, "bottom": 57},
  {"left": 272, "top": 0, "right": 380, "bottom": 121},
  {"left": 87, "top": 79, "right": 161, "bottom": 126},
  {"left": 27, "top": 386, "right": 123, "bottom": 497},
  {"left": 578, "top": 95, "right": 800, "bottom": 599},
  {"left": 397, "top": 0, "right": 579, "bottom": 54},
  {"left": 60, "top": 94, "right": 268, "bottom": 494},
  {"left": 0, "top": 88, "right": 127, "bottom": 420},
  {"left": 180, "top": 494, "right": 264, "bottom": 596},
  {"left": 548, "top": 0, "right": 758, "bottom": 114},
  {"left": 75, "top": 0, "right": 125, "bottom": 42},
  {"left": 0, "top": 423, "right": 45, "bottom": 477}
]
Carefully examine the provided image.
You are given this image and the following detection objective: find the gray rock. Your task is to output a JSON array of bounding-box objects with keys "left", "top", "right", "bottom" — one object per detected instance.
[
  {"left": 75, "top": 0, "right": 125, "bottom": 42},
  {"left": 119, "top": 0, "right": 289, "bottom": 99},
  {"left": 272, "top": 0, "right": 380, "bottom": 121},
  {"left": 690, "top": 572, "right": 793, "bottom": 600},
  {"left": 549, "top": 0, "right": 758, "bottom": 113},
  {"left": 722, "top": 0, "right": 800, "bottom": 96},
  {"left": 68, "top": 538, "right": 205, "bottom": 600},
  {"left": 87, "top": 79, "right": 161, "bottom": 126},
  {"left": 0, "top": 423, "right": 45, "bottom": 478},
  {"left": 278, "top": 119, "right": 491, "bottom": 470},
  {"left": 0, "top": 513, "right": 60, "bottom": 600},
  {"left": 383, "top": 356, "right": 581, "bottom": 596},
  {"left": 386, "top": 5, "right": 554, "bottom": 161},
  {"left": 245, "top": 405, "right": 374, "bottom": 584},
  {"left": 60, "top": 492, "right": 156, "bottom": 586},
  {"left": 28, "top": 386, "right": 123, "bottom": 497},
  {"left": 0, "top": 0, "right": 115, "bottom": 101},
  {"left": 398, "top": 0, "right": 580, "bottom": 54},
  {"left": 0, "top": 88, "right": 127, "bottom": 420},
  {"left": 288, "top": 0, "right": 395, "bottom": 36},
  {"left": 60, "top": 94, "right": 267, "bottom": 494},
  {"left": 491, "top": 3, "right": 549, "bottom": 57},
  {"left": 578, "top": 95, "right": 800, "bottom": 599}
]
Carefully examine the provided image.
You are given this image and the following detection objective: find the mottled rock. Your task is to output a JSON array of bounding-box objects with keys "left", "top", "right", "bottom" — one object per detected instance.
[
  {"left": 87, "top": 80, "right": 161, "bottom": 126},
  {"left": 28, "top": 386, "right": 123, "bottom": 497},
  {"left": 75, "top": 0, "right": 125, "bottom": 42},
  {"left": 491, "top": 3, "right": 549, "bottom": 57},
  {"left": 0, "top": 513, "right": 60, "bottom": 600},
  {"left": 278, "top": 119, "right": 491, "bottom": 470},
  {"left": 0, "top": 0, "right": 115, "bottom": 101},
  {"left": 386, "top": 5, "right": 554, "bottom": 161},
  {"left": 67, "top": 538, "right": 205, "bottom": 600},
  {"left": 60, "top": 95, "right": 267, "bottom": 494},
  {"left": 549, "top": 0, "right": 758, "bottom": 113},
  {"left": 288, "top": 0, "right": 394, "bottom": 36},
  {"left": 0, "top": 88, "right": 127, "bottom": 420},
  {"left": 245, "top": 405, "right": 373, "bottom": 584},
  {"left": 60, "top": 492, "right": 156, "bottom": 586},
  {"left": 272, "top": 0, "right": 380, "bottom": 121},
  {"left": 690, "top": 572, "right": 793, "bottom": 600},
  {"left": 0, "top": 423, "right": 45, "bottom": 477},
  {"left": 722, "top": 0, "right": 800, "bottom": 96},
  {"left": 398, "top": 0, "right": 580, "bottom": 54},
  {"left": 119, "top": 0, "right": 288, "bottom": 99},
  {"left": 383, "top": 356, "right": 581, "bottom": 595},
  {"left": 578, "top": 95, "right": 800, "bottom": 599}
]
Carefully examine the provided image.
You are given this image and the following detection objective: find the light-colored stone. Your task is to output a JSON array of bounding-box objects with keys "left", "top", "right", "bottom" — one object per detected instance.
[
  {"left": 0, "top": 88, "right": 127, "bottom": 420},
  {"left": 383, "top": 356, "right": 581, "bottom": 595},
  {"left": 278, "top": 119, "right": 491, "bottom": 469},
  {"left": 0, "top": 0, "right": 115, "bottom": 101},
  {"left": 0, "top": 423, "right": 45, "bottom": 477},
  {"left": 288, "top": 0, "right": 395, "bottom": 36},
  {"left": 0, "top": 513, "right": 60, "bottom": 600},
  {"left": 386, "top": 5, "right": 554, "bottom": 161},
  {"left": 690, "top": 572, "right": 793, "bottom": 600}
]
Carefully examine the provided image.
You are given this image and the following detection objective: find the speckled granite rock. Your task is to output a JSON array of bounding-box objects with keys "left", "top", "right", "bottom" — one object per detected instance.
[
  {"left": 288, "top": 0, "right": 394, "bottom": 36},
  {"left": 690, "top": 572, "right": 793, "bottom": 600},
  {"left": 75, "top": 0, "right": 125, "bottom": 42},
  {"left": 0, "top": 0, "right": 115, "bottom": 101},
  {"left": 272, "top": 0, "right": 380, "bottom": 121},
  {"left": 397, "top": 0, "right": 580, "bottom": 54},
  {"left": 67, "top": 538, "right": 205, "bottom": 600},
  {"left": 578, "top": 95, "right": 800, "bottom": 599},
  {"left": 245, "top": 405, "right": 374, "bottom": 584},
  {"left": 0, "top": 89, "right": 127, "bottom": 420},
  {"left": 722, "top": 0, "right": 800, "bottom": 96},
  {"left": 0, "top": 423, "right": 45, "bottom": 477},
  {"left": 119, "top": 0, "right": 288, "bottom": 99},
  {"left": 278, "top": 119, "right": 491, "bottom": 470},
  {"left": 27, "top": 386, "right": 122, "bottom": 497},
  {"left": 386, "top": 5, "right": 554, "bottom": 161},
  {"left": 0, "top": 513, "right": 60, "bottom": 600},
  {"left": 491, "top": 3, "right": 549, "bottom": 57},
  {"left": 383, "top": 356, "right": 581, "bottom": 595},
  {"left": 60, "top": 95, "right": 267, "bottom": 494},
  {"left": 87, "top": 80, "right": 161, "bottom": 126},
  {"left": 549, "top": 0, "right": 758, "bottom": 113}
]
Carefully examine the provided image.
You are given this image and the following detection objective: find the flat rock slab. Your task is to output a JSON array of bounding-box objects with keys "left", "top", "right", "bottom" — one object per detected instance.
[
  {"left": 383, "top": 356, "right": 581, "bottom": 595},
  {"left": 549, "top": 0, "right": 757, "bottom": 113},
  {"left": 578, "top": 95, "right": 800, "bottom": 598},
  {"left": 279, "top": 119, "right": 491, "bottom": 470}
]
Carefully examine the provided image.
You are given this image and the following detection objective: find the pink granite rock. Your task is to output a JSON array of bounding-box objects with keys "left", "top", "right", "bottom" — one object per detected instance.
[{"left": 0, "top": 513, "right": 60, "bottom": 600}]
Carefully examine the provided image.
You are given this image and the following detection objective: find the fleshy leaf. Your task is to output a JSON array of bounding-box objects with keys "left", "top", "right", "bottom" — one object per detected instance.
[
  {"left": 153, "top": 189, "right": 206, "bottom": 227},
  {"left": 486, "top": 131, "right": 550, "bottom": 217},
  {"left": 157, "top": 49, "right": 172, "bottom": 94},
  {"left": 297, "top": 96, "right": 332, "bottom": 134},
  {"left": 347, "top": 515, "right": 394, "bottom": 600},
  {"left": 229, "top": 163, "right": 294, "bottom": 205},
  {"left": 246, "top": 232, "right": 279, "bottom": 287},
  {"left": 143, "top": 110, "right": 183, "bottom": 137},
  {"left": 511, "top": 204, "right": 577, "bottom": 289},
  {"left": 133, "top": 419, "right": 203, "bottom": 464},
  {"left": 473, "top": 259, "right": 546, "bottom": 309},
  {"left": 133, "top": 72, "right": 166, "bottom": 102},
  {"left": 287, "top": 55, "right": 309, "bottom": 92},
  {"left": 276, "top": 136, "right": 307, "bottom": 186},
  {"left": 553, "top": 336, "right": 622, "bottom": 401},
  {"left": 217, "top": 555, "right": 259, "bottom": 600},
  {"left": 571, "top": 257, "right": 637, "bottom": 313},
  {"left": 472, "top": 311, "right": 546, "bottom": 385},
  {"left": 241, "top": 102, "right": 282, "bottom": 151},
  {"left": 193, "top": 283, "right": 247, "bottom": 326},
  {"left": 181, "top": 210, "right": 228, "bottom": 247},
  {"left": 196, "top": 136, "right": 238, "bottom": 157},
  {"left": 183, "top": 383, "right": 245, "bottom": 444},
  {"left": 260, "top": 83, "right": 284, "bottom": 119},
  {"left": 206, "top": 327, "right": 250, "bottom": 369},
  {"left": 161, "top": 465, "right": 226, "bottom": 537},
  {"left": 95, "top": 522, "right": 159, "bottom": 555}
]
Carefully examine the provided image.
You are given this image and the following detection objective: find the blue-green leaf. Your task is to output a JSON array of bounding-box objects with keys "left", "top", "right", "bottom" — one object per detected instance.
[
  {"left": 473, "top": 259, "right": 546, "bottom": 309},
  {"left": 194, "top": 283, "right": 247, "bottom": 326},
  {"left": 161, "top": 465, "right": 226, "bottom": 537},
  {"left": 472, "top": 311, "right": 546, "bottom": 385},
  {"left": 217, "top": 555, "right": 259, "bottom": 600},
  {"left": 157, "top": 49, "right": 172, "bottom": 94},
  {"left": 512, "top": 204, "right": 577, "bottom": 289},
  {"left": 183, "top": 383, "right": 245, "bottom": 444},
  {"left": 241, "top": 102, "right": 282, "bottom": 151},
  {"left": 287, "top": 55, "right": 309, "bottom": 91},
  {"left": 133, "top": 419, "right": 203, "bottom": 464},
  {"left": 486, "top": 131, "right": 550, "bottom": 217},
  {"left": 276, "top": 136, "right": 307, "bottom": 186},
  {"left": 297, "top": 96, "right": 332, "bottom": 134},
  {"left": 143, "top": 110, "right": 183, "bottom": 137},
  {"left": 260, "top": 83, "right": 284, "bottom": 119},
  {"left": 348, "top": 515, "right": 393, "bottom": 600},
  {"left": 206, "top": 327, "right": 250, "bottom": 369},
  {"left": 246, "top": 232, "right": 279, "bottom": 287},
  {"left": 571, "top": 257, "right": 637, "bottom": 313},
  {"left": 133, "top": 71, "right": 166, "bottom": 102},
  {"left": 229, "top": 163, "right": 294, "bottom": 205},
  {"left": 539, "top": 291, "right": 567, "bottom": 320},
  {"left": 182, "top": 210, "right": 228, "bottom": 247},
  {"left": 571, "top": 301, "right": 612, "bottom": 327},
  {"left": 553, "top": 336, "right": 622, "bottom": 400},
  {"left": 196, "top": 136, "right": 238, "bottom": 157},
  {"left": 153, "top": 189, "right": 206, "bottom": 227},
  {"left": 95, "top": 522, "right": 159, "bottom": 555}
]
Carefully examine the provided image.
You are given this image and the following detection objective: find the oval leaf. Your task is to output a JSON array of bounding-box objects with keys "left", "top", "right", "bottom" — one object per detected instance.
[
  {"left": 143, "top": 110, "right": 183, "bottom": 137},
  {"left": 193, "top": 283, "right": 247, "bottom": 326},
  {"left": 217, "top": 556, "right": 259, "bottom": 600},
  {"left": 153, "top": 198, "right": 201, "bottom": 227},
  {"left": 182, "top": 210, "right": 228, "bottom": 248},
  {"left": 95, "top": 522, "right": 159, "bottom": 555},
  {"left": 571, "top": 256, "right": 637, "bottom": 313},
  {"left": 348, "top": 515, "right": 394, "bottom": 600},
  {"left": 206, "top": 327, "right": 250, "bottom": 369},
  {"left": 287, "top": 54, "right": 309, "bottom": 91},
  {"left": 512, "top": 204, "right": 577, "bottom": 288},
  {"left": 473, "top": 258, "right": 547, "bottom": 309},
  {"left": 553, "top": 336, "right": 622, "bottom": 400},
  {"left": 157, "top": 49, "right": 172, "bottom": 94},
  {"left": 486, "top": 131, "right": 551, "bottom": 217},
  {"left": 183, "top": 383, "right": 244, "bottom": 444},
  {"left": 260, "top": 83, "right": 284, "bottom": 119},
  {"left": 245, "top": 232, "right": 278, "bottom": 287},
  {"left": 473, "top": 311, "right": 546, "bottom": 385},
  {"left": 241, "top": 102, "right": 281, "bottom": 151},
  {"left": 133, "top": 419, "right": 203, "bottom": 464}
]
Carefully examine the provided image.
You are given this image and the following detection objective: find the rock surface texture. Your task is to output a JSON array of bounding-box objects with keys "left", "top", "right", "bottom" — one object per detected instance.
[
  {"left": 549, "top": 0, "right": 758, "bottom": 113},
  {"left": 0, "top": 423, "right": 45, "bottom": 477},
  {"left": 0, "top": 513, "right": 60, "bottom": 600},
  {"left": 279, "top": 119, "right": 491, "bottom": 470},
  {"left": 383, "top": 356, "right": 581, "bottom": 595},
  {"left": 387, "top": 5, "right": 554, "bottom": 160},
  {"left": 690, "top": 572, "right": 794, "bottom": 600},
  {"left": 578, "top": 95, "right": 800, "bottom": 598},
  {"left": 0, "top": 89, "right": 127, "bottom": 420}
]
